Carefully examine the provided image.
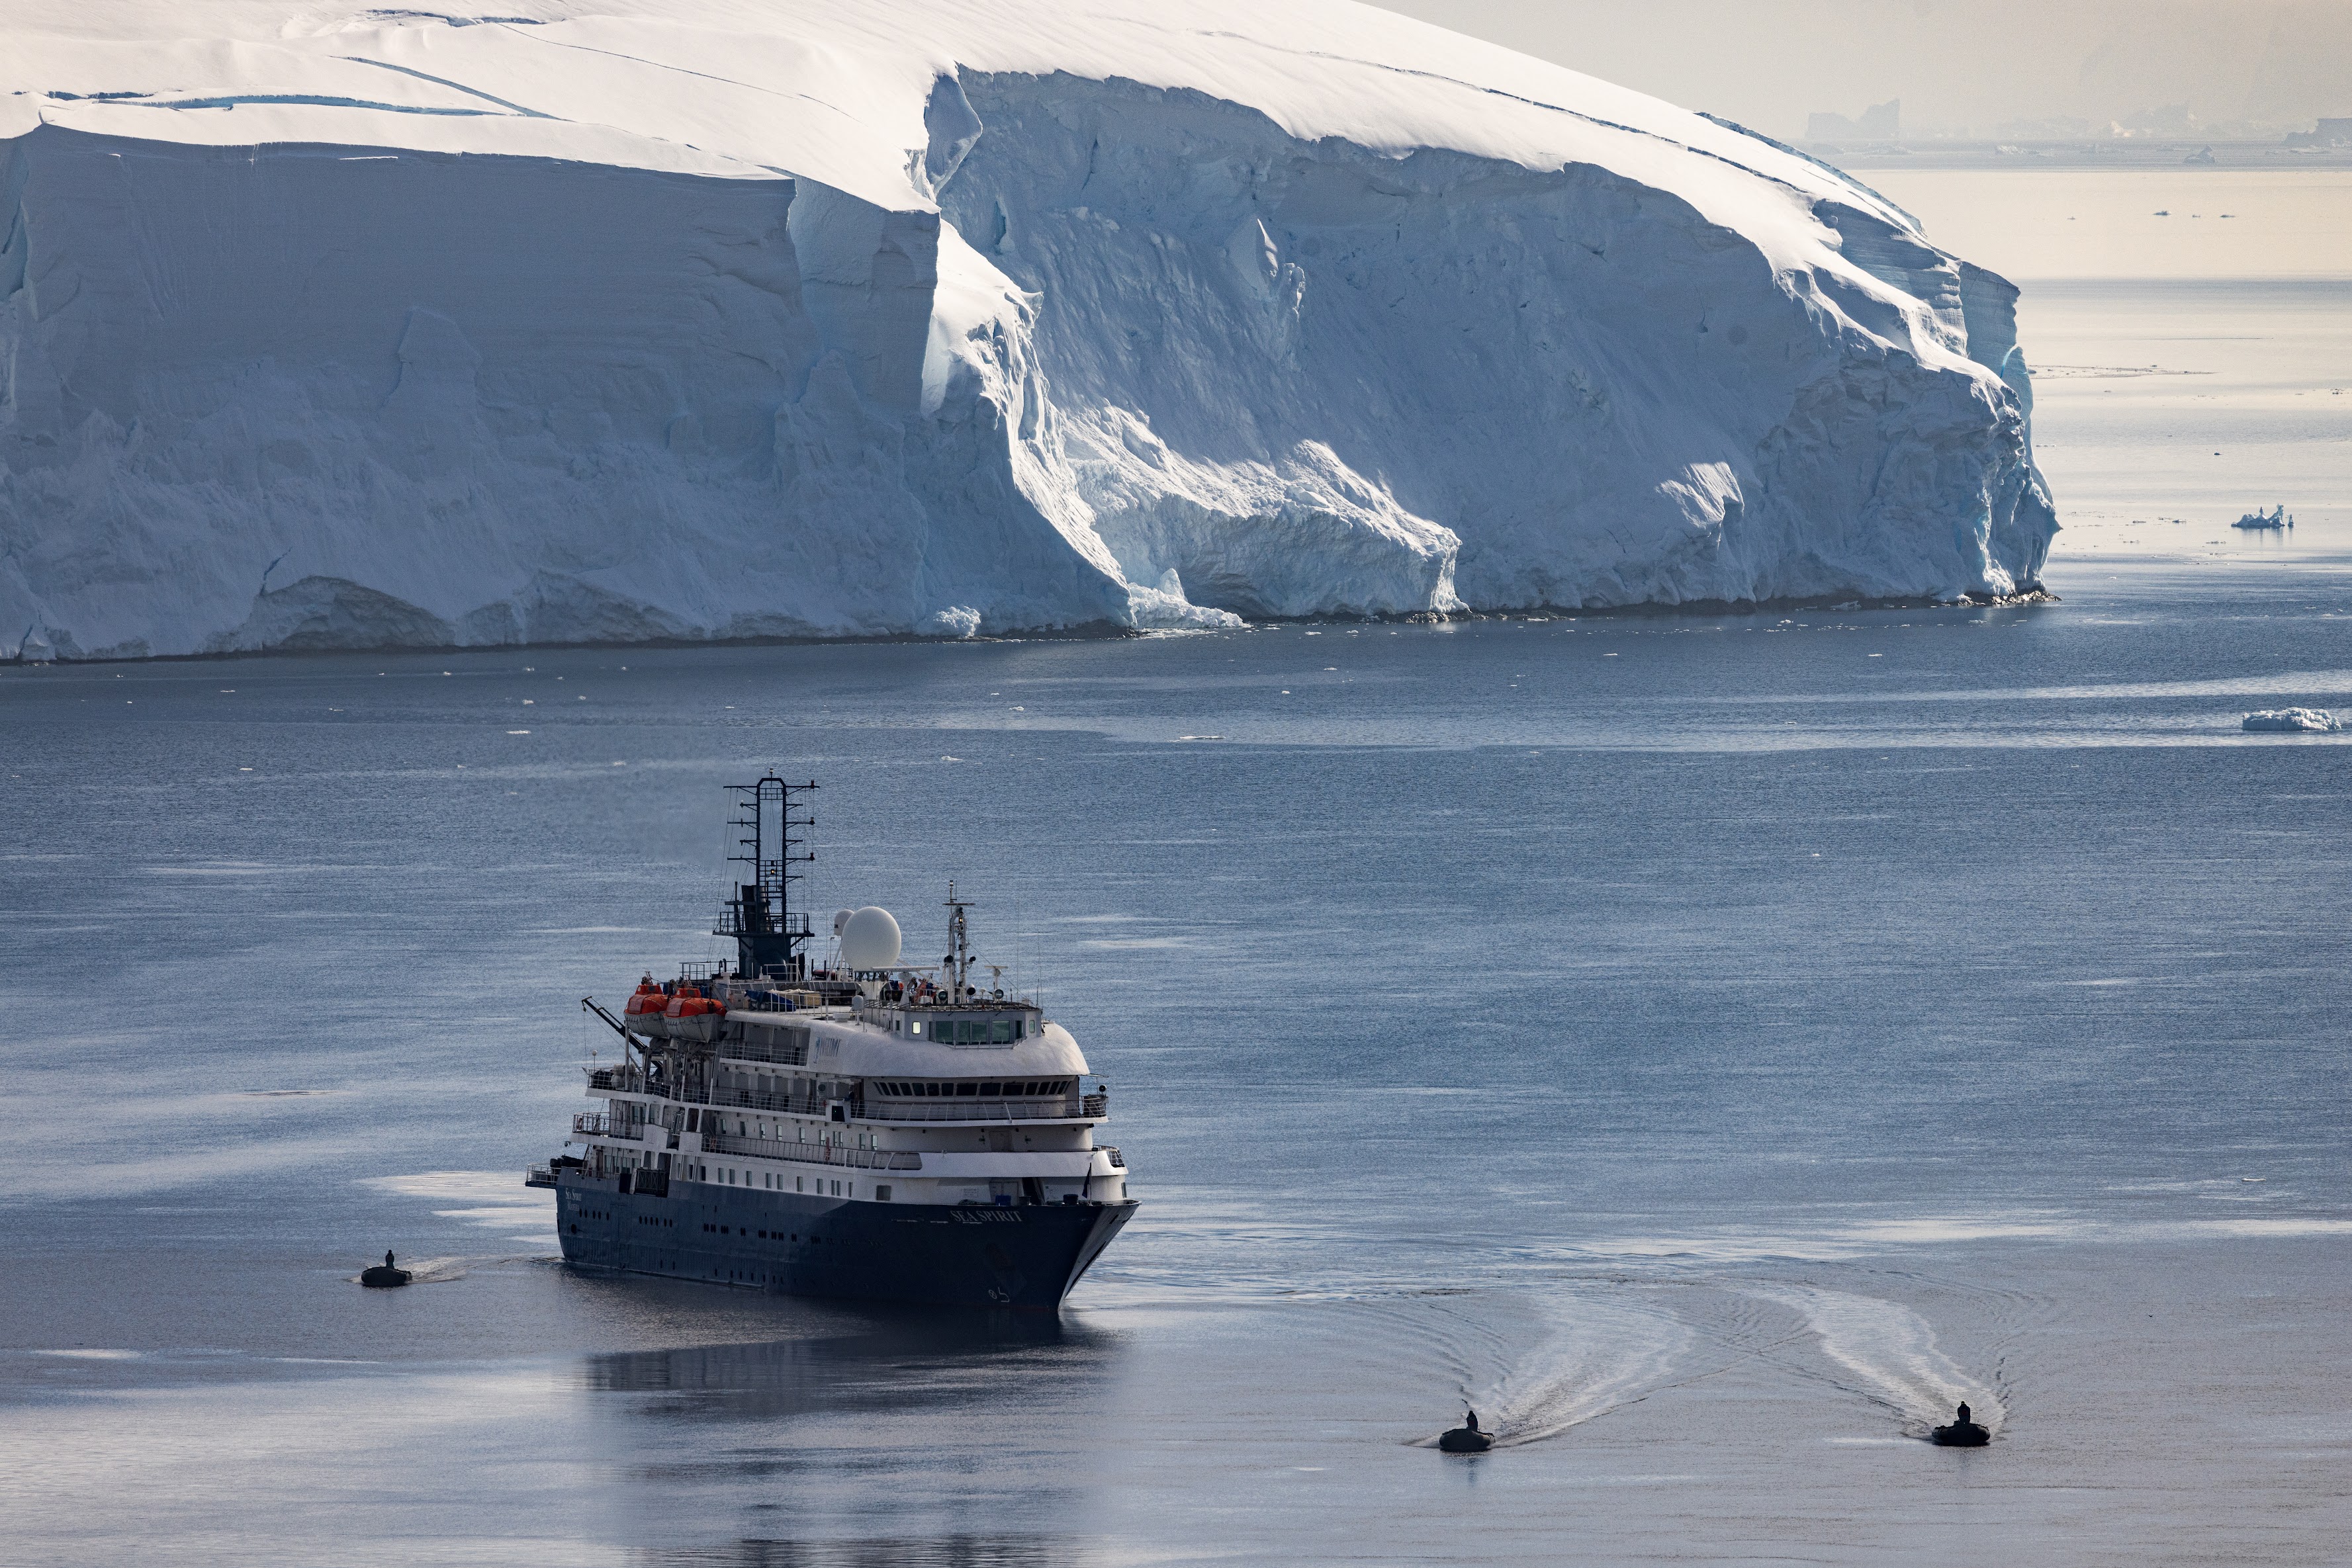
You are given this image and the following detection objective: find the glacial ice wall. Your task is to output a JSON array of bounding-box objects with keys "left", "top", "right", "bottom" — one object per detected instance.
[{"left": 0, "top": 0, "right": 2056, "bottom": 658}]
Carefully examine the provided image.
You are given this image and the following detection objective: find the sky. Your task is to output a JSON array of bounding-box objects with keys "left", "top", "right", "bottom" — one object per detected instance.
[{"left": 1373, "top": 1, "right": 2352, "bottom": 140}]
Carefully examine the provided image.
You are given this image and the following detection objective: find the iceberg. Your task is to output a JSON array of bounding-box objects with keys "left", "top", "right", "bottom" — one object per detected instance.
[
  {"left": 0, "top": 0, "right": 2058, "bottom": 657},
  {"left": 2241, "top": 709, "right": 2339, "bottom": 733}
]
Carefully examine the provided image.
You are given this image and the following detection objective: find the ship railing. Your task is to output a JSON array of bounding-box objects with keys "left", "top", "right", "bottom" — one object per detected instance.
[
  {"left": 612, "top": 1084, "right": 805, "bottom": 1112},
  {"left": 856, "top": 1097, "right": 1103, "bottom": 1124},
  {"left": 574, "top": 1113, "right": 649, "bottom": 1141},
  {"left": 623, "top": 1085, "right": 1110, "bottom": 1123},
  {"left": 718, "top": 1035, "right": 811, "bottom": 1068},
  {"left": 702, "top": 1088, "right": 836, "bottom": 1117},
  {"left": 699, "top": 1132, "right": 923, "bottom": 1172},
  {"left": 525, "top": 1164, "right": 556, "bottom": 1188}
]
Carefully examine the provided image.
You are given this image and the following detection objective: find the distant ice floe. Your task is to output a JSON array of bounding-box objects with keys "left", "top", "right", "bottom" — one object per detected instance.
[
  {"left": 2242, "top": 707, "right": 2340, "bottom": 732},
  {"left": 361, "top": 1169, "right": 555, "bottom": 1246},
  {"left": 2230, "top": 505, "right": 2294, "bottom": 531}
]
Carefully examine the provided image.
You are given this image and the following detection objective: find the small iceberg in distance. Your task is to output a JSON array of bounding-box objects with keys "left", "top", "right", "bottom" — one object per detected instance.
[
  {"left": 2243, "top": 708, "right": 2339, "bottom": 732},
  {"left": 2231, "top": 505, "right": 2294, "bottom": 530}
]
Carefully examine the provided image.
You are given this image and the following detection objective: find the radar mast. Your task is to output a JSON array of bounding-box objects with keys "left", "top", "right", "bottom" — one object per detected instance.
[
  {"left": 944, "top": 881, "right": 973, "bottom": 994},
  {"left": 717, "top": 775, "right": 815, "bottom": 980}
]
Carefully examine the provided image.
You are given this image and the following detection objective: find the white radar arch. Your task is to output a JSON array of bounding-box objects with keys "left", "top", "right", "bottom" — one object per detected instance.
[{"left": 838, "top": 906, "right": 902, "bottom": 970}]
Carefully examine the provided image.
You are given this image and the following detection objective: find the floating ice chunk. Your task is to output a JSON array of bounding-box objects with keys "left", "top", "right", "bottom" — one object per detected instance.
[
  {"left": 2242, "top": 708, "right": 2339, "bottom": 732},
  {"left": 1128, "top": 572, "right": 1246, "bottom": 632},
  {"left": 2230, "top": 506, "right": 2294, "bottom": 530}
]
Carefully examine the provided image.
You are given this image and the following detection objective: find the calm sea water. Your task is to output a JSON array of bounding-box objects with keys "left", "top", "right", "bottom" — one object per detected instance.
[{"left": 1, "top": 173, "right": 2347, "bottom": 1565}]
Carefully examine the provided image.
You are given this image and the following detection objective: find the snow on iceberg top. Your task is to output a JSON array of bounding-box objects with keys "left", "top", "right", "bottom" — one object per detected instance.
[{"left": 3, "top": 0, "right": 1913, "bottom": 260}]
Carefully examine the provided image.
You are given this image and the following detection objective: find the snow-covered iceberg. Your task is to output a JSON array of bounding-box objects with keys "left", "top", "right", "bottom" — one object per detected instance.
[
  {"left": 2242, "top": 709, "right": 2339, "bottom": 733},
  {"left": 0, "top": 0, "right": 2058, "bottom": 657}
]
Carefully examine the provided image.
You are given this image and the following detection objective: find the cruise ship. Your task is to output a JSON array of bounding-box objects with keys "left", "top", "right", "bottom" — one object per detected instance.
[{"left": 528, "top": 775, "right": 1136, "bottom": 1309}]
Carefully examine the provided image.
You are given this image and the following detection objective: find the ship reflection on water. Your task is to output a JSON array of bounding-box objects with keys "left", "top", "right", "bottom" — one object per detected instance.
[
  {"left": 578, "top": 1312, "right": 1119, "bottom": 1567},
  {"left": 583, "top": 1309, "right": 1099, "bottom": 1408},
  {"left": 628, "top": 1538, "right": 1091, "bottom": 1568}
]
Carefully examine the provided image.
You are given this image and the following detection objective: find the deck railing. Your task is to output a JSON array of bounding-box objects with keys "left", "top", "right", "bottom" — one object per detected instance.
[
  {"left": 698, "top": 1132, "right": 922, "bottom": 1172},
  {"left": 589, "top": 1083, "right": 1108, "bottom": 1125},
  {"left": 858, "top": 1096, "right": 1101, "bottom": 1123},
  {"left": 719, "top": 1033, "right": 811, "bottom": 1067},
  {"left": 574, "top": 1112, "right": 648, "bottom": 1141}
]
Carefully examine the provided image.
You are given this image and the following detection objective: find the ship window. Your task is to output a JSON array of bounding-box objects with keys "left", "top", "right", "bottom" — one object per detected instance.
[
  {"left": 956, "top": 1082, "right": 977, "bottom": 1096},
  {"left": 796, "top": 1176, "right": 804, "bottom": 1192},
  {"left": 876, "top": 1185, "right": 891, "bottom": 1201},
  {"left": 991, "top": 1020, "right": 1014, "bottom": 1044},
  {"left": 911, "top": 1021, "right": 923, "bottom": 1036}
]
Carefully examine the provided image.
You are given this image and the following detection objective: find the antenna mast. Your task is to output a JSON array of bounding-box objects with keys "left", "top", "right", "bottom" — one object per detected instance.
[
  {"left": 717, "top": 775, "right": 816, "bottom": 980},
  {"left": 944, "top": 881, "right": 972, "bottom": 995}
]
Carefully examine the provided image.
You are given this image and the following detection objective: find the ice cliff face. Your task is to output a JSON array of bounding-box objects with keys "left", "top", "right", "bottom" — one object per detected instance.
[{"left": 0, "top": 0, "right": 2056, "bottom": 658}]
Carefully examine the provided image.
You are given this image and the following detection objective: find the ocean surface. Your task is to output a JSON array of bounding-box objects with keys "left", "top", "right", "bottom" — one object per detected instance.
[{"left": 2, "top": 170, "right": 2348, "bottom": 1565}]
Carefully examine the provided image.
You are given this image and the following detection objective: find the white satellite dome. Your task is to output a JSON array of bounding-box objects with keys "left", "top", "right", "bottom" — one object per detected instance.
[
  {"left": 837, "top": 906, "right": 902, "bottom": 971},
  {"left": 832, "top": 908, "right": 856, "bottom": 937}
]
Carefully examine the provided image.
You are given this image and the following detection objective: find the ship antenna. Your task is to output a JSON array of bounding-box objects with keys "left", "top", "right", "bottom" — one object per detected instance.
[
  {"left": 717, "top": 773, "right": 816, "bottom": 982},
  {"left": 944, "top": 881, "right": 972, "bottom": 995}
]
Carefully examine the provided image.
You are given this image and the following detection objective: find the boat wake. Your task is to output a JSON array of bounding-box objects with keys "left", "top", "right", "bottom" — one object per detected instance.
[
  {"left": 1400, "top": 1286, "right": 1693, "bottom": 1448},
  {"left": 1748, "top": 1282, "right": 2003, "bottom": 1437}
]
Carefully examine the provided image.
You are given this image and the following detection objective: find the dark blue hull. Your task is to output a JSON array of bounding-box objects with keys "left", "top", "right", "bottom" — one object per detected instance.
[{"left": 553, "top": 1171, "right": 1136, "bottom": 1310}]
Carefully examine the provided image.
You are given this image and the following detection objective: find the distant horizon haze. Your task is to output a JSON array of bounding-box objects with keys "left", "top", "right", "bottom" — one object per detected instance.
[{"left": 1377, "top": 0, "right": 2352, "bottom": 140}]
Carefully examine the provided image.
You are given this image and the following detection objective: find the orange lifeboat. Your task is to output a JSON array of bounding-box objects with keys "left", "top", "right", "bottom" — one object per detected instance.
[
  {"left": 624, "top": 981, "right": 671, "bottom": 1038},
  {"left": 666, "top": 992, "right": 722, "bottom": 1043}
]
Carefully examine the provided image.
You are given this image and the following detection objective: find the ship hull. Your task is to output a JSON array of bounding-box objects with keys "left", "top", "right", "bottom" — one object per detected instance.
[{"left": 553, "top": 1170, "right": 1136, "bottom": 1311}]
